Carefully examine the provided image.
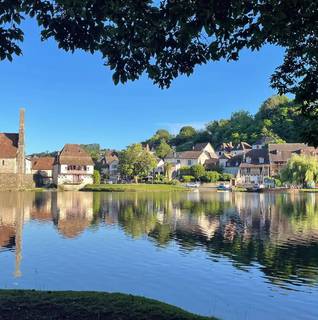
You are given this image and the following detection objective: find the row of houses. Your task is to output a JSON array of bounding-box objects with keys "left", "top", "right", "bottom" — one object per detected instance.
[
  {"left": 162, "top": 137, "right": 318, "bottom": 186},
  {"left": 1, "top": 109, "right": 317, "bottom": 188}
]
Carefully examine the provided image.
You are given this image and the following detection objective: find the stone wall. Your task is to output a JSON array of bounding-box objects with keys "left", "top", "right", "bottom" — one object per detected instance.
[
  {"left": 0, "top": 174, "right": 35, "bottom": 191},
  {"left": 0, "top": 158, "right": 17, "bottom": 174}
]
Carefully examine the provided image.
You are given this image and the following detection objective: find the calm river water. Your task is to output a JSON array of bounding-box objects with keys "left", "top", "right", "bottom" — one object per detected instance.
[{"left": 0, "top": 191, "right": 318, "bottom": 320}]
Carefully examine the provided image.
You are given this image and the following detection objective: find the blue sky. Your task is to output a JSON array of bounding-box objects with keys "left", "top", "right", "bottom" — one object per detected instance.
[{"left": 0, "top": 19, "right": 286, "bottom": 154}]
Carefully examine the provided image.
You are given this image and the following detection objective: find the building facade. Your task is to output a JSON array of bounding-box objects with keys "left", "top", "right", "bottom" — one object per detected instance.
[
  {"left": 53, "top": 144, "right": 94, "bottom": 186},
  {"left": 32, "top": 157, "right": 55, "bottom": 186}
]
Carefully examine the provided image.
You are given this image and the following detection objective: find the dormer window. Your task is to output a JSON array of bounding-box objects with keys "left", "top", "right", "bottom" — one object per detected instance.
[
  {"left": 246, "top": 157, "right": 251, "bottom": 164},
  {"left": 259, "top": 157, "right": 264, "bottom": 164}
]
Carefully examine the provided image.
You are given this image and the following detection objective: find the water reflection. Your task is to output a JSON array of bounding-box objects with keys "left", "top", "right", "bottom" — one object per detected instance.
[{"left": 1, "top": 191, "right": 318, "bottom": 289}]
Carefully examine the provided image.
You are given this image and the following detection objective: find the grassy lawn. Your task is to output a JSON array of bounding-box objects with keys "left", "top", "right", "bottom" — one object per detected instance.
[
  {"left": 300, "top": 188, "right": 318, "bottom": 193},
  {"left": 0, "top": 290, "right": 216, "bottom": 320},
  {"left": 82, "top": 183, "right": 189, "bottom": 192}
]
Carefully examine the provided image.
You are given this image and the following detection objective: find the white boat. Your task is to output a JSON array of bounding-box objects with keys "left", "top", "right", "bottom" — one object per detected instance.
[{"left": 186, "top": 182, "right": 201, "bottom": 188}]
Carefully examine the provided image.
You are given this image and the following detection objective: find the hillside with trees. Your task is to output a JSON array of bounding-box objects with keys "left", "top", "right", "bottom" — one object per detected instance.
[{"left": 144, "top": 95, "right": 318, "bottom": 152}]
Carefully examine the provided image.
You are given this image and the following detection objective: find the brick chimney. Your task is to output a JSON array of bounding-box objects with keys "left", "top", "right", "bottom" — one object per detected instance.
[{"left": 17, "top": 108, "right": 25, "bottom": 176}]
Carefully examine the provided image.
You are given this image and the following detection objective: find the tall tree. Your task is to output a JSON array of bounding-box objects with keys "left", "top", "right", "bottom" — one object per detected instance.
[
  {"left": 155, "top": 139, "right": 172, "bottom": 160},
  {"left": 119, "top": 144, "right": 157, "bottom": 183}
]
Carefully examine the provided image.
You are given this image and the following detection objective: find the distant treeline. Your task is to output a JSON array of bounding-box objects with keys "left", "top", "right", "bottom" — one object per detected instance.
[{"left": 144, "top": 95, "right": 318, "bottom": 151}]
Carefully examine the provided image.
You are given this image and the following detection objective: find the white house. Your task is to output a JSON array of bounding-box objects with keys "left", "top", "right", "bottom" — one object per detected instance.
[
  {"left": 53, "top": 144, "right": 94, "bottom": 186},
  {"left": 165, "top": 142, "right": 218, "bottom": 177}
]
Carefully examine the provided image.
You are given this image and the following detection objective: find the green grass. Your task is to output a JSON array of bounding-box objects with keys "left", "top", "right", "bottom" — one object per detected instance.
[
  {"left": 300, "top": 188, "right": 318, "bottom": 193},
  {"left": 0, "top": 290, "right": 216, "bottom": 320},
  {"left": 82, "top": 183, "right": 189, "bottom": 192}
]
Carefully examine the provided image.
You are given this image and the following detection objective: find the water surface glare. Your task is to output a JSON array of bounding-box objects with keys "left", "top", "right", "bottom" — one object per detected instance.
[{"left": 0, "top": 191, "right": 318, "bottom": 320}]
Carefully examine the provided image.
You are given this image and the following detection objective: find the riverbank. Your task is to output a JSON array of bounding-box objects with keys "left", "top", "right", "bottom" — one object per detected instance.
[
  {"left": 82, "top": 183, "right": 189, "bottom": 192},
  {"left": 0, "top": 290, "right": 215, "bottom": 320}
]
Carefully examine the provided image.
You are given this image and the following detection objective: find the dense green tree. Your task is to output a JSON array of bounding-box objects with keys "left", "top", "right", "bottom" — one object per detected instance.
[
  {"left": 155, "top": 139, "right": 172, "bottom": 159},
  {"left": 175, "top": 126, "right": 197, "bottom": 145},
  {"left": 146, "top": 129, "right": 172, "bottom": 148},
  {"left": 119, "top": 144, "right": 157, "bottom": 183}
]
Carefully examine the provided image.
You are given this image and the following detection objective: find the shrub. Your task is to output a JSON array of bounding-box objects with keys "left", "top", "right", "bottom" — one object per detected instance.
[
  {"left": 202, "top": 171, "right": 221, "bottom": 183},
  {"left": 179, "top": 166, "right": 191, "bottom": 177},
  {"left": 183, "top": 175, "right": 195, "bottom": 183},
  {"left": 93, "top": 170, "right": 101, "bottom": 185},
  {"left": 220, "top": 173, "right": 233, "bottom": 181},
  {"left": 191, "top": 164, "right": 206, "bottom": 180},
  {"left": 274, "top": 178, "right": 282, "bottom": 187}
]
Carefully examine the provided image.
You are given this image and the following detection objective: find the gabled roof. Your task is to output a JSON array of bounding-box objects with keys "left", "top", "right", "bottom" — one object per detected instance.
[
  {"left": 32, "top": 157, "right": 55, "bottom": 170},
  {"left": 226, "top": 154, "right": 244, "bottom": 167},
  {"left": 103, "top": 151, "right": 119, "bottom": 164},
  {"left": 233, "top": 142, "right": 252, "bottom": 151},
  {"left": 166, "top": 150, "right": 205, "bottom": 160},
  {"left": 0, "top": 133, "right": 19, "bottom": 158},
  {"left": 193, "top": 142, "right": 209, "bottom": 151},
  {"left": 241, "top": 149, "right": 270, "bottom": 166},
  {"left": 57, "top": 144, "right": 94, "bottom": 166},
  {"left": 268, "top": 143, "right": 318, "bottom": 162},
  {"left": 216, "top": 142, "right": 233, "bottom": 152}
]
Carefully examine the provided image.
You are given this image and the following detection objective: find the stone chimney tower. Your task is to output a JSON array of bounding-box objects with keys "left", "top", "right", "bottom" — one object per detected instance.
[{"left": 17, "top": 108, "right": 26, "bottom": 177}]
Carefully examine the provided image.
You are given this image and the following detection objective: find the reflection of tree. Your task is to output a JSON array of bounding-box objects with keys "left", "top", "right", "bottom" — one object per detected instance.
[{"left": 98, "top": 192, "right": 318, "bottom": 287}]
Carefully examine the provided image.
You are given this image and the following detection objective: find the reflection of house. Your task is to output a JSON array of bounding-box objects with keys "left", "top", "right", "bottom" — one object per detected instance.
[
  {"left": 53, "top": 144, "right": 94, "bottom": 186},
  {"left": 52, "top": 192, "right": 94, "bottom": 238},
  {"left": 165, "top": 143, "right": 218, "bottom": 176},
  {"left": 32, "top": 157, "right": 55, "bottom": 186},
  {"left": 0, "top": 109, "right": 33, "bottom": 190}
]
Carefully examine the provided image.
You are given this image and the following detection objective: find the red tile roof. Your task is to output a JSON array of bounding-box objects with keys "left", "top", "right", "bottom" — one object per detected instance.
[
  {"left": 32, "top": 157, "right": 55, "bottom": 170},
  {"left": 103, "top": 151, "right": 119, "bottom": 164},
  {"left": 0, "top": 133, "right": 19, "bottom": 158},
  {"left": 57, "top": 144, "right": 94, "bottom": 166}
]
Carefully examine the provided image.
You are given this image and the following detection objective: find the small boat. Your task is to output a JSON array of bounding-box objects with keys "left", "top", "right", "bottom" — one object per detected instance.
[
  {"left": 217, "top": 183, "right": 231, "bottom": 191},
  {"left": 186, "top": 182, "right": 201, "bottom": 188},
  {"left": 246, "top": 183, "right": 265, "bottom": 193}
]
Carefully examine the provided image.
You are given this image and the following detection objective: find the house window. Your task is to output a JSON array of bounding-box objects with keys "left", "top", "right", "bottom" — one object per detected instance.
[
  {"left": 177, "top": 160, "right": 181, "bottom": 164},
  {"left": 188, "top": 160, "right": 192, "bottom": 166},
  {"left": 2, "top": 160, "right": 4, "bottom": 166}
]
